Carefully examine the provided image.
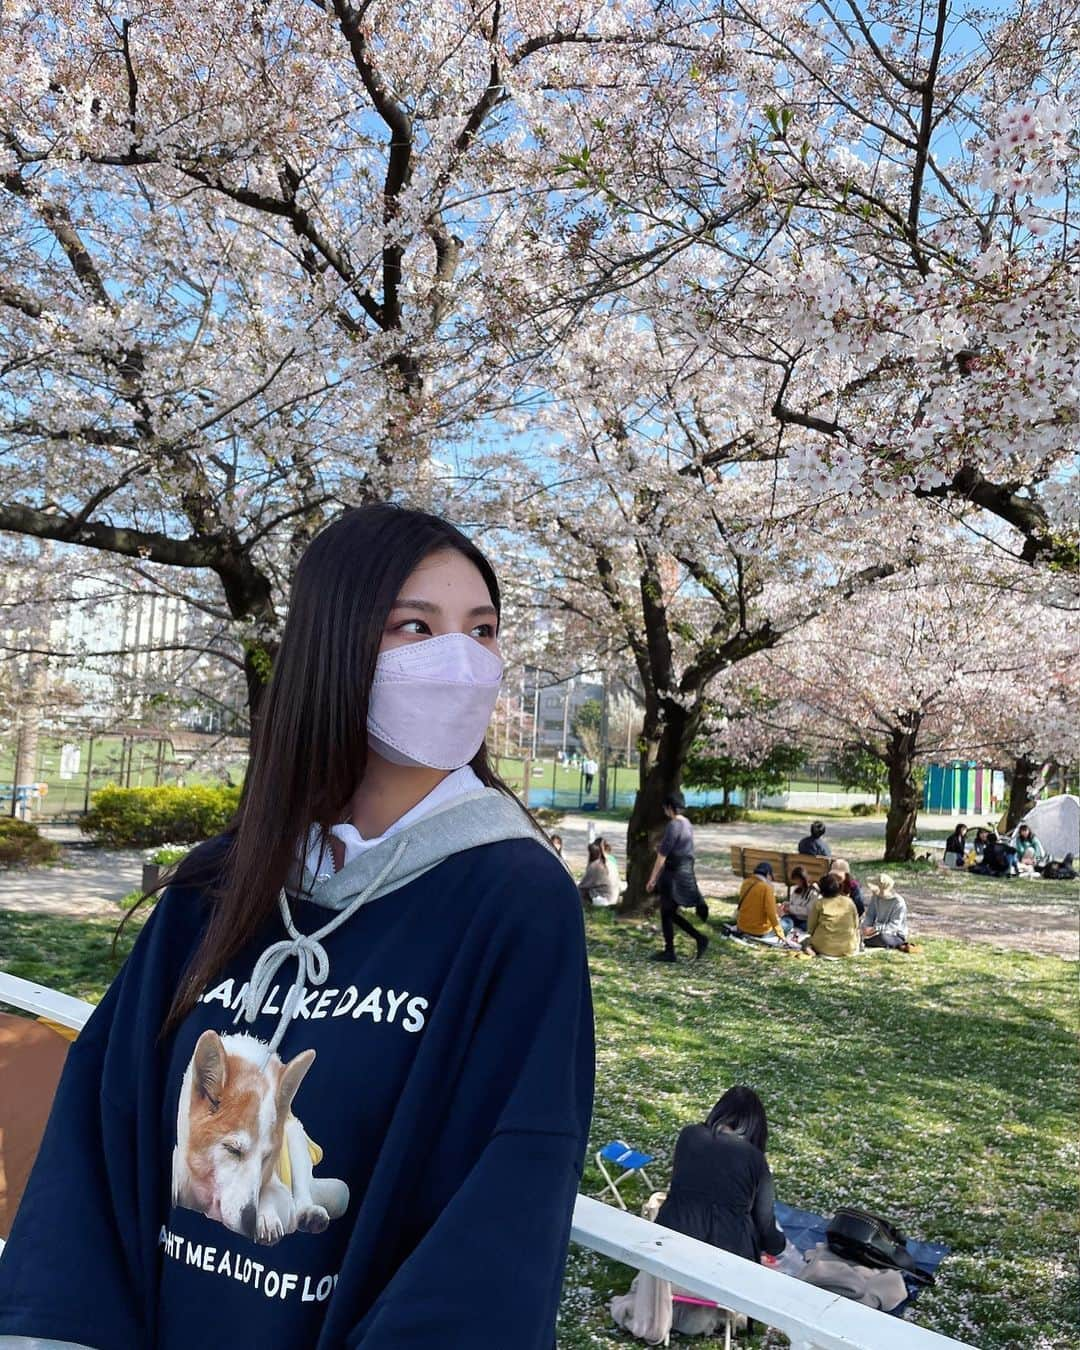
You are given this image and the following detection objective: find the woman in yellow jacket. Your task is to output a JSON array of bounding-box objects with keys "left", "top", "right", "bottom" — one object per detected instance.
[
  {"left": 804, "top": 872, "right": 860, "bottom": 957},
  {"left": 735, "top": 862, "right": 786, "bottom": 944}
]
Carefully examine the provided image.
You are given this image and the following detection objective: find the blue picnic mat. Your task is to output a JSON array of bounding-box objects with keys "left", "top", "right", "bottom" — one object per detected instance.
[{"left": 774, "top": 1201, "right": 949, "bottom": 1316}]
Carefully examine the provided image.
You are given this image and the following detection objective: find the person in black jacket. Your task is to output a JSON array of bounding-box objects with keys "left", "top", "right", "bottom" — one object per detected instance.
[
  {"left": 797, "top": 820, "right": 831, "bottom": 857},
  {"left": 656, "top": 1086, "right": 785, "bottom": 1263},
  {"left": 943, "top": 823, "right": 967, "bottom": 865},
  {"left": 646, "top": 792, "right": 709, "bottom": 963}
]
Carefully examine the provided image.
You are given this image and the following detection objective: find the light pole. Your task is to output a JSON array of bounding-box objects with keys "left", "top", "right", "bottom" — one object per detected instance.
[{"left": 598, "top": 661, "right": 611, "bottom": 810}]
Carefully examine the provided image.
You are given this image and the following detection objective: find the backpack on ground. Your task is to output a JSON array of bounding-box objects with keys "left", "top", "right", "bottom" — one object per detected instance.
[{"left": 826, "top": 1208, "right": 934, "bottom": 1286}]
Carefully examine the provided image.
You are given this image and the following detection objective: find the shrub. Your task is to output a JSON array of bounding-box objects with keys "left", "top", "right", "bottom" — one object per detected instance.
[
  {"left": 685, "top": 804, "right": 748, "bottom": 824},
  {"left": 850, "top": 801, "right": 877, "bottom": 816},
  {"left": 0, "top": 818, "right": 60, "bottom": 867},
  {"left": 81, "top": 784, "right": 241, "bottom": 848}
]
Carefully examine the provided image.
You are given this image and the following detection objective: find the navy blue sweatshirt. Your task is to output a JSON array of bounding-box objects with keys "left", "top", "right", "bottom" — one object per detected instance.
[{"left": 0, "top": 831, "right": 593, "bottom": 1349}]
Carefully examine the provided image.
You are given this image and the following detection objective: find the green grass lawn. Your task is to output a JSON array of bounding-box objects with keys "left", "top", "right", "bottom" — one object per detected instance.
[{"left": 2, "top": 904, "right": 1076, "bottom": 1348}]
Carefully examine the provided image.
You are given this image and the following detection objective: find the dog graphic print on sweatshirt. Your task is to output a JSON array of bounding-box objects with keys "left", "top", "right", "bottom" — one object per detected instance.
[{"left": 172, "top": 1031, "right": 349, "bottom": 1246}]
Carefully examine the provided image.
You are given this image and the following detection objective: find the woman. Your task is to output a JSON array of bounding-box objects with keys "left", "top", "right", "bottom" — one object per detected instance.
[
  {"left": 578, "top": 839, "right": 616, "bottom": 906},
  {"left": 1011, "top": 822, "right": 1046, "bottom": 865},
  {"left": 656, "top": 1086, "right": 785, "bottom": 1264},
  {"left": 805, "top": 872, "right": 861, "bottom": 957},
  {"left": 0, "top": 506, "right": 594, "bottom": 1350},
  {"left": 828, "top": 858, "right": 865, "bottom": 917},
  {"left": 549, "top": 833, "right": 564, "bottom": 858},
  {"left": 646, "top": 793, "right": 709, "bottom": 962},
  {"left": 781, "top": 865, "right": 819, "bottom": 933},
  {"left": 972, "top": 826, "right": 991, "bottom": 859},
  {"left": 735, "top": 861, "right": 786, "bottom": 944},
  {"left": 943, "top": 823, "right": 967, "bottom": 867},
  {"left": 861, "top": 874, "right": 909, "bottom": 949}
]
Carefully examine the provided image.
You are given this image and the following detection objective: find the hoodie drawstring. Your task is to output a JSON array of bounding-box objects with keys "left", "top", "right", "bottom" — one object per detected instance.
[{"left": 242, "top": 838, "right": 408, "bottom": 1060}]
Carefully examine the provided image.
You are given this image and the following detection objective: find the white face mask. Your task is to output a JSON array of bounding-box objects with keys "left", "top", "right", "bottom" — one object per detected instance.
[{"left": 367, "top": 632, "right": 504, "bottom": 770}]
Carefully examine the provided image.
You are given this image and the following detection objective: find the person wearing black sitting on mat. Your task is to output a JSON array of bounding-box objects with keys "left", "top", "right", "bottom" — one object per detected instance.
[
  {"left": 656, "top": 1085, "right": 786, "bottom": 1265},
  {"left": 943, "top": 822, "right": 968, "bottom": 865},
  {"left": 797, "top": 820, "right": 831, "bottom": 858},
  {"left": 969, "top": 830, "right": 1012, "bottom": 877},
  {"left": 646, "top": 792, "right": 709, "bottom": 963}
]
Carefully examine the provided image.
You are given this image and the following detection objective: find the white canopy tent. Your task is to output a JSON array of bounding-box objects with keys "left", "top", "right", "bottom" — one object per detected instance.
[{"left": 1020, "top": 794, "right": 1080, "bottom": 860}]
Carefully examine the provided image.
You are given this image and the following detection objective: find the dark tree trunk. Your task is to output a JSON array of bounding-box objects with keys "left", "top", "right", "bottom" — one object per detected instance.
[
  {"left": 883, "top": 721, "right": 921, "bottom": 861},
  {"left": 622, "top": 697, "right": 700, "bottom": 914},
  {"left": 1003, "top": 754, "right": 1052, "bottom": 832}
]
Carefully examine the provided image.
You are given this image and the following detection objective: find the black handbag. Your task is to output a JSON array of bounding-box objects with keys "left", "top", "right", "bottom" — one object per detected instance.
[{"left": 826, "top": 1208, "right": 935, "bottom": 1286}]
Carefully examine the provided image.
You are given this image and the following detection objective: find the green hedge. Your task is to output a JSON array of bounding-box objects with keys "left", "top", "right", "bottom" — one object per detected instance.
[
  {"left": 0, "top": 818, "right": 61, "bottom": 867},
  {"left": 80, "top": 785, "right": 241, "bottom": 848},
  {"left": 685, "top": 803, "right": 748, "bottom": 824}
]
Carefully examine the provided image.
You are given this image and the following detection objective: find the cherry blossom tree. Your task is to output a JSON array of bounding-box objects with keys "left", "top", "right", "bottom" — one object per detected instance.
[
  {"left": 552, "top": 0, "right": 1080, "bottom": 564},
  {"left": 720, "top": 565, "right": 1077, "bottom": 859},
  {"left": 486, "top": 335, "right": 916, "bottom": 905},
  {"left": 1, "top": 0, "right": 731, "bottom": 708}
]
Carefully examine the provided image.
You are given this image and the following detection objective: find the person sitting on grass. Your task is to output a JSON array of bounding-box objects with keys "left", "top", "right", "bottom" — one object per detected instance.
[
  {"left": 861, "top": 874, "right": 910, "bottom": 949},
  {"left": 797, "top": 820, "right": 831, "bottom": 857},
  {"left": 578, "top": 840, "right": 616, "bottom": 907},
  {"left": 969, "top": 831, "right": 1012, "bottom": 877},
  {"left": 943, "top": 822, "right": 968, "bottom": 865},
  {"left": 735, "top": 862, "right": 786, "bottom": 945},
  {"left": 804, "top": 872, "right": 860, "bottom": 957},
  {"left": 549, "top": 833, "right": 564, "bottom": 858},
  {"left": 971, "top": 826, "right": 991, "bottom": 860},
  {"left": 781, "top": 865, "right": 819, "bottom": 933},
  {"left": 1011, "top": 822, "right": 1046, "bottom": 867},
  {"left": 828, "top": 857, "right": 866, "bottom": 917}
]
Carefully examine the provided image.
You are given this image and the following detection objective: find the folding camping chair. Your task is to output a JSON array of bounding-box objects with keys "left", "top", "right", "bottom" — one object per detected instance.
[
  {"left": 595, "top": 1139, "right": 655, "bottom": 1209},
  {"left": 671, "top": 1293, "right": 736, "bottom": 1349}
]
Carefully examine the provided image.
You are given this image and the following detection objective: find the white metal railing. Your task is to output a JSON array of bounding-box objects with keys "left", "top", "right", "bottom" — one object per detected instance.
[
  {"left": 0, "top": 972, "right": 976, "bottom": 1350},
  {"left": 0, "top": 972, "right": 93, "bottom": 1030}
]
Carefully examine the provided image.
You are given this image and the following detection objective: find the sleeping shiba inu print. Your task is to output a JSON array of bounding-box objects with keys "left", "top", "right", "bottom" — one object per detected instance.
[{"left": 171, "top": 1030, "right": 349, "bottom": 1246}]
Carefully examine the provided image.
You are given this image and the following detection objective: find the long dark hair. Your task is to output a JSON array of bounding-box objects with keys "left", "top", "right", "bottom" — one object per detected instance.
[
  {"left": 161, "top": 504, "right": 515, "bottom": 1033},
  {"left": 705, "top": 1085, "right": 769, "bottom": 1152}
]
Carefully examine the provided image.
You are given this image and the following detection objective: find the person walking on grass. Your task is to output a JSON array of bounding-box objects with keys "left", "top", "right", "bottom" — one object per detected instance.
[{"left": 646, "top": 792, "right": 709, "bottom": 963}]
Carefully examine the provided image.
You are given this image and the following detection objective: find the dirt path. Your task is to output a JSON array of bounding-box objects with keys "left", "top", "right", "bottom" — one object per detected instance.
[
  {"left": 556, "top": 812, "right": 1079, "bottom": 960},
  {"left": 0, "top": 839, "right": 142, "bottom": 919}
]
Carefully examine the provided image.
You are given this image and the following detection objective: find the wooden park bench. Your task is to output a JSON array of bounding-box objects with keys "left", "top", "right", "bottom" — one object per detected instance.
[{"left": 729, "top": 846, "right": 832, "bottom": 896}]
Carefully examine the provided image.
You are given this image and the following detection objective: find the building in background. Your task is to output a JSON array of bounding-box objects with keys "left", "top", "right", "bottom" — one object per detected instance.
[
  {"left": 52, "top": 575, "right": 189, "bottom": 720},
  {"left": 535, "top": 674, "right": 604, "bottom": 754}
]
